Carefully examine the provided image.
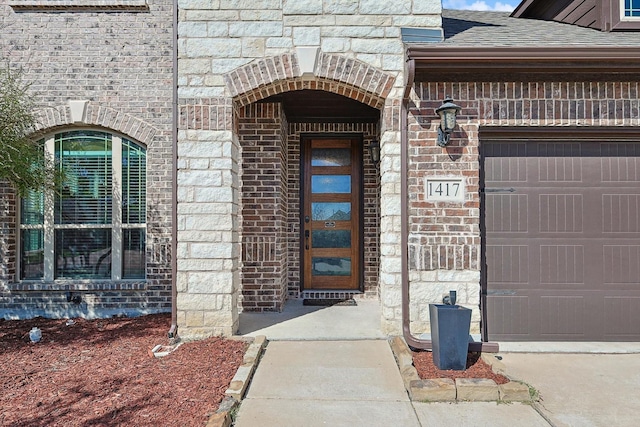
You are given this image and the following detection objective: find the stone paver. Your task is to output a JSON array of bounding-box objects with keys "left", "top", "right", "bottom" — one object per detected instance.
[
  {"left": 498, "top": 381, "right": 532, "bottom": 402},
  {"left": 410, "top": 378, "right": 456, "bottom": 402},
  {"left": 455, "top": 378, "right": 500, "bottom": 401}
]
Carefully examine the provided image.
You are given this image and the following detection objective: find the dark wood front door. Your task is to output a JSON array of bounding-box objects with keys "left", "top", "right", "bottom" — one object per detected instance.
[{"left": 302, "top": 137, "right": 362, "bottom": 291}]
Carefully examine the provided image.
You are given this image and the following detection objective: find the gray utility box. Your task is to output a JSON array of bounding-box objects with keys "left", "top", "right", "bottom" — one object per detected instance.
[{"left": 429, "top": 304, "right": 472, "bottom": 371}]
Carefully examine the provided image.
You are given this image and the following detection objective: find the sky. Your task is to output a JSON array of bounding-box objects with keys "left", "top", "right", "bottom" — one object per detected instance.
[{"left": 442, "top": 0, "right": 519, "bottom": 11}]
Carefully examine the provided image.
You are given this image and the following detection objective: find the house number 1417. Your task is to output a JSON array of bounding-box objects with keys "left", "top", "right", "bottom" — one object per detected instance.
[{"left": 425, "top": 178, "right": 465, "bottom": 202}]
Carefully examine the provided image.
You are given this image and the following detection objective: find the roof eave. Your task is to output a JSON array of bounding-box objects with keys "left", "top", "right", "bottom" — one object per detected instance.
[{"left": 407, "top": 46, "right": 640, "bottom": 74}]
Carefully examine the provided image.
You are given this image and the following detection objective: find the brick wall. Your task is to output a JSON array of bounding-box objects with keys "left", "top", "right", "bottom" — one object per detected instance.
[
  {"left": 0, "top": 182, "right": 17, "bottom": 285},
  {"left": 0, "top": 0, "right": 174, "bottom": 319},
  {"left": 238, "top": 103, "right": 381, "bottom": 311},
  {"left": 406, "top": 79, "right": 640, "bottom": 334},
  {"left": 239, "top": 103, "right": 289, "bottom": 311}
]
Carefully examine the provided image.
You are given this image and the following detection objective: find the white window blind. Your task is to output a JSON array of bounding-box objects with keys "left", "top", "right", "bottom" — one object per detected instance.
[{"left": 19, "top": 130, "right": 147, "bottom": 281}]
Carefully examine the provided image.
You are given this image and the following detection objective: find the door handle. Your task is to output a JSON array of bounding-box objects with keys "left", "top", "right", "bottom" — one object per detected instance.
[{"left": 305, "top": 230, "right": 310, "bottom": 250}]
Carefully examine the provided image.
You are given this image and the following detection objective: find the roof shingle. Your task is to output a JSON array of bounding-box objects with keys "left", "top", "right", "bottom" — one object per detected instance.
[{"left": 442, "top": 9, "right": 640, "bottom": 47}]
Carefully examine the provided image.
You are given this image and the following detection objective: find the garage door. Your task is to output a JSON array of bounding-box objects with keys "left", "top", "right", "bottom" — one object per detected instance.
[{"left": 483, "top": 136, "right": 640, "bottom": 341}]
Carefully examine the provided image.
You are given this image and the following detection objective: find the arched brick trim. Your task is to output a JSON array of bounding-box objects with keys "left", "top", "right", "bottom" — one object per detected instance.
[
  {"left": 315, "top": 53, "right": 395, "bottom": 100},
  {"left": 33, "top": 102, "right": 157, "bottom": 144},
  {"left": 225, "top": 53, "right": 396, "bottom": 109}
]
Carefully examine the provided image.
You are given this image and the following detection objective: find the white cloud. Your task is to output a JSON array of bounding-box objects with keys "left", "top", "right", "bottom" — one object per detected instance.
[{"left": 443, "top": 1, "right": 517, "bottom": 12}]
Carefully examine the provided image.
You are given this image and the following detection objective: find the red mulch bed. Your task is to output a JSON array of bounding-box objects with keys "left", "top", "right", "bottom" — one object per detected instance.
[
  {"left": 412, "top": 351, "right": 509, "bottom": 385},
  {"left": 0, "top": 313, "right": 247, "bottom": 427}
]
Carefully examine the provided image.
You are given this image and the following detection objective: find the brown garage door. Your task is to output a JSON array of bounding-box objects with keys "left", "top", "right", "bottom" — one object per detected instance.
[{"left": 483, "top": 134, "right": 640, "bottom": 341}]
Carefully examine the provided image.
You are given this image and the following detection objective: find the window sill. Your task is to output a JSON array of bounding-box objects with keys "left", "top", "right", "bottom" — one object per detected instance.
[
  {"left": 8, "top": 280, "right": 148, "bottom": 292},
  {"left": 9, "top": 0, "right": 149, "bottom": 11}
]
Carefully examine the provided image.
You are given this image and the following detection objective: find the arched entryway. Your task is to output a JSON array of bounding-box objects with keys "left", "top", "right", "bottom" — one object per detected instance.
[
  {"left": 227, "top": 53, "right": 395, "bottom": 313},
  {"left": 175, "top": 51, "right": 401, "bottom": 339},
  {"left": 237, "top": 89, "right": 381, "bottom": 312}
]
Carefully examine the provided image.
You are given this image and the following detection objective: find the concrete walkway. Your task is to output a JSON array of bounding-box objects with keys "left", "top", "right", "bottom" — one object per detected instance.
[
  {"left": 501, "top": 353, "right": 640, "bottom": 427},
  {"left": 234, "top": 340, "right": 420, "bottom": 427},
  {"left": 233, "top": 300, "right": 640, "bottom": 426},
  {"left": 238, "top": 298, "right": 385, "bottom": 340},
  {"left": 234, "top": 340, "right": 548, "bottom": 427}
]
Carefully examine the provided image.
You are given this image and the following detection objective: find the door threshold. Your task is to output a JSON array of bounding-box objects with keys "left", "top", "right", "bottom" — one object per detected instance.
[
  {"left": 301, "top": 290, "right": 363, "bottom": 300},
  {"left": 303, "top": 298, "right": 357, "bottom": 306}
]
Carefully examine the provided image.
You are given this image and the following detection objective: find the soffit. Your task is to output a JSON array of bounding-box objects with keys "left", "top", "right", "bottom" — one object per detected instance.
[
  {"left": 511, "top": 0, "right": 601, "bottom": 30},
  {"left": 261, "top": 90, "right": 379, "bottom": 123}
]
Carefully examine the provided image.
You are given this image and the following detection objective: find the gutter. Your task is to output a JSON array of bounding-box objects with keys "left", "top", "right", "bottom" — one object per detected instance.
[
  {"left": 405, "top": 46, "right": 640, "bottom": 75},
  {"left": 168, "top": 0, "right": 179, "bottom": 341},
  {"left": 400, "top": 55, "right": 497, "bottom": 353}
]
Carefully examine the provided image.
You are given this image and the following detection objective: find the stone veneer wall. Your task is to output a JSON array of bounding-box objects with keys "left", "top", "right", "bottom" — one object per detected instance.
[
  {"left": 0, "top": 0, "right": 174, "bottom": 319},
  {"left": 406, "top": 80, "right": 640, "bottom": 335},
  {"left": 177, "top": 0, "right": 442, "bottom": 337}
]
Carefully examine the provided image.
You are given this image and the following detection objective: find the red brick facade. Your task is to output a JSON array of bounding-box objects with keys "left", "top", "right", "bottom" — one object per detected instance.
[
  {"left": 407, "top": 80, "right": 640, "bottom": 273},
  {"left": 238, "top": 103, "right": 381, "bottom": 311}
]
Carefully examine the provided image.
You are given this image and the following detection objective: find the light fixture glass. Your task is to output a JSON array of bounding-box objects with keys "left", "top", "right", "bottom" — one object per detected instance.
[
  {"left": 369, "top": 140, "right": 380, "bottom": 165},
  {"left": 435, "top": 96, "right": 461, "bottom": 147}
]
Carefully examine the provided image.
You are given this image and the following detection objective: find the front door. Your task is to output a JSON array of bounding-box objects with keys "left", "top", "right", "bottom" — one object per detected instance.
[{"left": 302, "top": 137, "right": 362, "bottom": 291}]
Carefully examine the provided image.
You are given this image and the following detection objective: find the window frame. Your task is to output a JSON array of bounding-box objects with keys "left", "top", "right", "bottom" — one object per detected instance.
[
  {"left": 623, "top": 0, "right": 640, "bottom": 19},
  {"left": 610, "top": 0, "right": 640, "bottom": 30},
  {"left": 18, "top": 129, "right": 147, "bottom": 282}
]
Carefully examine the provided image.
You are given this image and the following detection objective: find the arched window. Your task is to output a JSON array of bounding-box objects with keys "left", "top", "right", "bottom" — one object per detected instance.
[{"left": 19, "top": 130, "right": 146, "bottom": 280}]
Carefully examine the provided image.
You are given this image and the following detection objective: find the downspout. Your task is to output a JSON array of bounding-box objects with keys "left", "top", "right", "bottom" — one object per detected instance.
[
  {"left": 400, "top": 56, "right": 430, "bottom": 350},
  {"left": 168, "top": 0, "right": 179, "bottom": 340},
  {"left": 401, "top": 53, "right": 497, "bottom": 353}
]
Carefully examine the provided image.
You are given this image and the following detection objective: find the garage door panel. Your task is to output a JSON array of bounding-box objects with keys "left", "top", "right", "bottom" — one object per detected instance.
[
  {"left": 603, "top": 245, "right": 640, "bottom": 285},
  {"left": 539, "top": 245, "right": 584, "bottom": 286},
  {"left": 601, "top": 143, "right": 640, "bottom": 181},
  {"left": 539, "top": 296, "right": 586, "bottom": 337},
  {"left": 484, "top": 143, "right": 527, "bottom": 182},
  {"left": 486, "top": 295, "right": 531, "bottom": 338},
  {"left": 604, "top": 296, "right": 640, "bottom": 337},
  {"left": 539, "top": 194, "right": 583, "bottom": 233},
  {"left": 485, "top": 194, "right": 528, "bottom": 233},
  {"left": 486, "top": 245, "right": 529, "bottom": 285},
  {"left": 602, "top": 194, "right": 640, "bottom": 233},
  {"left": 483, "top": 138, "right": 640, "bottom": 341},
  {"left": 538, "top": 144, "right": 582, "bottom": 182}
]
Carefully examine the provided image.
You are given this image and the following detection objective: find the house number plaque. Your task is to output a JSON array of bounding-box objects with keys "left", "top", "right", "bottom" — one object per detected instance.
[{"left": 425, "top": 177, "right": 465, "bottom": 202}]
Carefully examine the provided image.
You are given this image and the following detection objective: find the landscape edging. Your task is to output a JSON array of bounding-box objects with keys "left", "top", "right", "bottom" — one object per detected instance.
[
  {"left": 388, "top": 336, "right": 531, "bottom": 403},
  {"left": 206, "top": 335, "right": 268, "bottom": 427}
]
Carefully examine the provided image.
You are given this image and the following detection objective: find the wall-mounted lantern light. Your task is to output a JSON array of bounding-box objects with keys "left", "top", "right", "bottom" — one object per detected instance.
[
  {"left": 435, "top": 96, "right": 461, "bottom": 147},
  {"left": 369, "top": 140, "right": 381, "bottom": 165}
]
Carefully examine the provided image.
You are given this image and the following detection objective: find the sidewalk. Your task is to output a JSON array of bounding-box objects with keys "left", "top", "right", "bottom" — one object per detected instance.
[
  {"left": 234, "top": 340, "right": 420, "bottom": 427},
  {"left": 233, "top": 300, "right": 640, "bottom": 426},
  {"left": 233, "top": 340, "right": 547, "bottom": 427}
]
